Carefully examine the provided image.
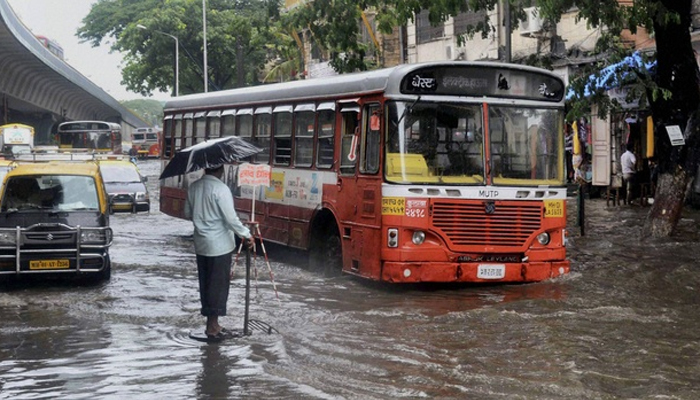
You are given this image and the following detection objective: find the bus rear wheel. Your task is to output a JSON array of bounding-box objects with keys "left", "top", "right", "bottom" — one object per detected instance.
[{"left": 309, "top": 223, "right": 342, "bottom": 276}]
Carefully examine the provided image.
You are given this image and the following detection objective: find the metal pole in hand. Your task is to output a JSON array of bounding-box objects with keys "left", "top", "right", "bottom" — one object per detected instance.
[{"left": 244, "top": 245, "right": 251, "bottom": 335}]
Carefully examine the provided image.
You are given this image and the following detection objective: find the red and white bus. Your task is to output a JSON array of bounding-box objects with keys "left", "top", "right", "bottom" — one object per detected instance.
[
  {"left": 132, "top": 127, "right": 161, "bottom": 158},
  {"left": 160, "top": 61, "right": 570, "bottom": 283}
]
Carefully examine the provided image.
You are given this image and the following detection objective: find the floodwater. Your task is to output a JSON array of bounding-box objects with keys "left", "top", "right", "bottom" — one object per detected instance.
[{"left": 1, "top": 160, "right": 700, "bottom": 399}]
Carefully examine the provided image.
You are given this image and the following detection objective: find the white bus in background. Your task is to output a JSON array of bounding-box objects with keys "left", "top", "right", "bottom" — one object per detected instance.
[{"left": 0, "top": 123, "right": 34, "bottom": 157}]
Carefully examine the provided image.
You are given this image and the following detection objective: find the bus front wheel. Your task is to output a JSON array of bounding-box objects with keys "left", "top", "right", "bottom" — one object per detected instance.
[{"left": 309, "top": 223, "right": 342, "bottom": 276}]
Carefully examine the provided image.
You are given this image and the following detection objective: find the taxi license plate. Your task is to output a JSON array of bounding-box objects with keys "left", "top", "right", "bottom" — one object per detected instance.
[
  {"left": 29, "top": 259, "right": 70, "bottom": 270},
  {"left": 477, "top": 264, "right": 505, "bottom": 279}
]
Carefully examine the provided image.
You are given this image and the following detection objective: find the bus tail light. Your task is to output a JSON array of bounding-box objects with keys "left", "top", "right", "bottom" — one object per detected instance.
[
  {"left": 387, "top": 228, "right": 398, "bottom": 248},
  {"left": 412, "top": 231, "right": 426, "bottom": 245}
]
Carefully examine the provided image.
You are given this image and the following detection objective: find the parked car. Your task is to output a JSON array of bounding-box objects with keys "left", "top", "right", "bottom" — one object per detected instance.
[
  {"left": 0, "top": 161, "right": 113, "bottom": 282},
  {"left": 98, "top": 159, "right": 150, "bottom": 213}
]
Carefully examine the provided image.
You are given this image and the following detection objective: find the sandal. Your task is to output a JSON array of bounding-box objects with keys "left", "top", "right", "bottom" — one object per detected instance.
[
  {"left": 205, "top": 331, "right": 225, "bottom": 342},
  {"left": 219, "top": 327, "right": 241, "bottom": 338}
]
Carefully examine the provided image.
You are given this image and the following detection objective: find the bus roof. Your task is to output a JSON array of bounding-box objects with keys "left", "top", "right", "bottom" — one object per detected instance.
[
  {"left": 164, "top": 61, "right": 565, "bottom": 112},
  {"left": 58, "top": 121, "right": 121, "bottom": 131},
  {"left": 0, "top": 123, "right": 34, "bottom": 131}
]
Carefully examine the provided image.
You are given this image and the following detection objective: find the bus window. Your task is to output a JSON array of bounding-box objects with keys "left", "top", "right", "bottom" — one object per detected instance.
[
  {"left": 254, "top": 110, "right": 271, "bottom": 163},
  {"left": 173, "top": 115, "right": 183, "bottom": 152},
  {"left": 207, "top": 111, "right": 221, "bottom": 139},
  {"left": 317, "top": 107, "right": 335, "bottom": 168},
  {"left": 237, "top": 109, "right": 253, "bottom": 140},
  {"left": 163, "top": 116, "right": 173, "bottom": 158},
  {"left": 94, "top": 131, "right": 111, "bottom": 149},
  {"left": 195, "top": 112, "right": 206, "bottom": 144},
  {"left": 340, "top": 107, "right": 359, "bottom": 175},
  {"left": 273, "top": 108, "right": 292, "bottom": 166},
  {"left": 183, "top": 113, "right": 194, "bottom": 148},
  {"left": 222, "top": 110, "right": 236, "bottom": 137},
  {"left": 386, "top": 102, "right": 484, "bottom": 183},
  {"left": 294, "top": 108, "right": 315, "bottom": 167},
  {"left": 489, "top": 106, "right": 562, "bottom": 183},
  {"left": 360, "top": 104, "right": 381, "bottom": 174}
]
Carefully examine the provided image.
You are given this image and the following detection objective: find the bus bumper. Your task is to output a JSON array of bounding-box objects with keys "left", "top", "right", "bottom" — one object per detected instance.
[{"left": 381, "top": 260, "right": 570, "bottom": 283}]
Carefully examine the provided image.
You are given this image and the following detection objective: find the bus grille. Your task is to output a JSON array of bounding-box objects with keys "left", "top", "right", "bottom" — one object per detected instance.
[{"left": 432, "top": 201, "right": 542, "bottom": 248}]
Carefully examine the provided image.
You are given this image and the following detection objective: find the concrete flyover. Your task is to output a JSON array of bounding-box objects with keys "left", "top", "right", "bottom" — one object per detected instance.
[{"left": 0, "top": 0, "right": 147, "bottom": 144}]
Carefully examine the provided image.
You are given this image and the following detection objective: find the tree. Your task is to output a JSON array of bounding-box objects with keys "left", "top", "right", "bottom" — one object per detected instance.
[
  {"left": 121, "top": 99, "right": 164, "bottom": 127},
  {"left": 77, "top": 0, "right": 282, "bottom": 96},
  {"left": 287, "top": 0, "right": 699, "bottom": 237},
  {"left": 550, "top": 0, "right": 699, "bottom": 238}
]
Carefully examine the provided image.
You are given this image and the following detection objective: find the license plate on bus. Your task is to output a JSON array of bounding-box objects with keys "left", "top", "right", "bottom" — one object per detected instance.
[
  {"left": 29, "top": 259, "right": 70, "bottom": 270},
  {"left": 477, "top": 264, "right": 506, "bottom": 279}
]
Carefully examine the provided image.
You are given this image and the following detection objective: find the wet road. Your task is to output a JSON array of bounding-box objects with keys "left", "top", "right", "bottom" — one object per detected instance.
[{"left": 1, "top": 160, "right": 700, "bottom": 399}]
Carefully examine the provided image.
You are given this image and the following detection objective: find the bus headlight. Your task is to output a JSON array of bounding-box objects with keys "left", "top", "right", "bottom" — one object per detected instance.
[
  {"left": 412, "top": 231, "right": 426, "bottom": 245},
  {"left": 536, "top": 232, "right": 551, "bottom": 245},
  {"left": 0, "top": 231, "right": 16, "bottom": 245},
  {"left": 387, "top": 228, "right": 398, "bottom": 248}
]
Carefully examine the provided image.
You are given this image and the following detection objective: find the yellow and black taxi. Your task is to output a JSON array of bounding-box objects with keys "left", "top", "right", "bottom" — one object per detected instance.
[
  {"left": 0, "top": 158, "right": 13, "bottom": 189},
  {"left": 0, "top": 161, "right": 113, "bottom": 282},
  {"left": 98, "top": 159, "right": 150, "bottom": 213}
]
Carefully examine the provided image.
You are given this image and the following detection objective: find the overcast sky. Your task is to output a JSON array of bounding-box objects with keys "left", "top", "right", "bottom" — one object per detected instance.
[{"left": 7, "top": 0, "right": 171, "bottom": 102}]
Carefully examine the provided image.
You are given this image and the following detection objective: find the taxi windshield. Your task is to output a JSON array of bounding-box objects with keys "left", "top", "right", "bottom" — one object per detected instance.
[{"left": 1, "top": 175, "right": 99, "bottom": 212}]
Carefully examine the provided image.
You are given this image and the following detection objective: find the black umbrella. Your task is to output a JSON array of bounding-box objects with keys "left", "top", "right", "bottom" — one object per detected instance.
[{"left": 159, "top": 136, "right": 263, "bottom": 180}]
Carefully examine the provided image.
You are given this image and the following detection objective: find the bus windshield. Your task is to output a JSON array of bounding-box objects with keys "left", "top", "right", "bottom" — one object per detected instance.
[
  {"left": 386, "top": 102, "right": 484, "bottom": 184},
  {"left": 57, "top": 121, "right": 122, "bottom": 154},
  {"left": 489, "top": 106, "right": 564, "bottom": 185},
  {"left": 385, "top": 101, "right": 564, "bottom": 186}
]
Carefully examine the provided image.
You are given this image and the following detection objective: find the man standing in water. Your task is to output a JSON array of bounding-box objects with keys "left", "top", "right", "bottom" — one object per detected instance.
[{"left": 185, "top": 165, "right": 255, "bottom": 340}]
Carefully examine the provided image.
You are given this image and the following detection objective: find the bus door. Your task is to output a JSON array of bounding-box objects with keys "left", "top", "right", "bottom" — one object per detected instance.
[{"left": 336, "top": 101, "right": 383, "bottom": 277}]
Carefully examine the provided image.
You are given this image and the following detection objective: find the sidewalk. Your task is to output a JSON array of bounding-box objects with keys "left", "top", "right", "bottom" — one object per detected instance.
[{"left": 567, "top": 196, "right": 700, "bottom": 242}]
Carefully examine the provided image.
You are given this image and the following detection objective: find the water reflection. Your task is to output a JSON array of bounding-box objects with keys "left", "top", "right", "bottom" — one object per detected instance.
[{"left": 196, "top": 344, "right": 233, "bottom": 398}]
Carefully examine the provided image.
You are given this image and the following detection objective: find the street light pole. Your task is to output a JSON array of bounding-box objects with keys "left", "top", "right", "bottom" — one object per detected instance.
[
  {"left": 203, "top": 0, "right": 208, "bottom": 92},
  {"left": 137, "top": 24, "right": 179, "bottom": 97}
]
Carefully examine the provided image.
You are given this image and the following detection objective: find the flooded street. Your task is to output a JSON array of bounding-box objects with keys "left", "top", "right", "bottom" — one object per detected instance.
[{"left": 1, "top": 160, "right": 700, "bottom": 399}]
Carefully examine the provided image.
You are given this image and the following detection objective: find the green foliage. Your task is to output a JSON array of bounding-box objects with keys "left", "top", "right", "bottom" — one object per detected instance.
[
  {"left": 78, "top": 0, "right": 284, "bottom": 96},
  {"left": 121, "top": 99, "right": 164, "bottom": 127},
  {"left": 284, "top": 0, "right": 695, "bottom": 130}
]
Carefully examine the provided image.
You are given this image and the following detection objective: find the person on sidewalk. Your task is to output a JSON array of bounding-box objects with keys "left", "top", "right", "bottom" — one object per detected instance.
[
  {"left": 185, "top": 165, "right": 255, "bottom": 340},
  {"left": 621, "top": 142, "right": 637, "bottom": 204}
]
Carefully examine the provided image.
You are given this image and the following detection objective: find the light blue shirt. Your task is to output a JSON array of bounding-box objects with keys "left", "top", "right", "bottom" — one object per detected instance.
[{"left": 184, "top": 174, "right": 251, "bottom": 257}]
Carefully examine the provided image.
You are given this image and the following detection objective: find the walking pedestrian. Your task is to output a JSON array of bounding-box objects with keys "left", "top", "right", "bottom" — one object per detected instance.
[{"left": 184, "top": 165, "right": 255, "bottom": 340}]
